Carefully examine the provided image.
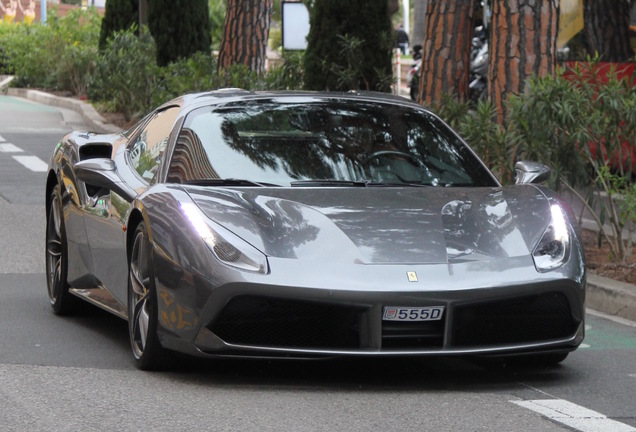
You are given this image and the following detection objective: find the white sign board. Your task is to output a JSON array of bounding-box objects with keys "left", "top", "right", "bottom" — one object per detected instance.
[{"left": 282, "top": 2, "right": 310, "bottom": 50}]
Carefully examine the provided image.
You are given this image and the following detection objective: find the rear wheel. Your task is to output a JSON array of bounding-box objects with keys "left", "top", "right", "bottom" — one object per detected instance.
[
  {"left": 128, "top": 222, "right": 172, "bottom": 370},
  {"left": 45, "top": 185, "right": 76, "bottom": 314}
]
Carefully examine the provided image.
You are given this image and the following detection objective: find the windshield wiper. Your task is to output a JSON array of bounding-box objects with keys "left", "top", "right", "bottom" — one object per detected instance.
[
  {"left": 184, "top": 178, "right": 280, "bottom": 187},
  {"left": 291, "top": 180, "right": 436, "bottom": 188},
  {"left": 291, "top": 180, "right": 372, "bottom": 187}
]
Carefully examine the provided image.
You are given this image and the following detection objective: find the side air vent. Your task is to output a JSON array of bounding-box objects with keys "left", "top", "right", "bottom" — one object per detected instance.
[{"left": 79, "top": 144, "right": 112, "bottom": 161}]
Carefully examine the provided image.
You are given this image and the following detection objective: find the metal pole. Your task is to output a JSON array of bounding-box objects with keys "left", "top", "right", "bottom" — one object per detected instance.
[
  {"left": 402, "top": 0, "right": 409, "bottom": 38},
  {"left": 40, "top": 0, "right": 46, "bottom": 24}
]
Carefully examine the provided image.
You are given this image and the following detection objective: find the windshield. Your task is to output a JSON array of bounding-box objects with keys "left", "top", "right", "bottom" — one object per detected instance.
[{"left": 166, "top": 98, "right": 498, "bottom": 187}]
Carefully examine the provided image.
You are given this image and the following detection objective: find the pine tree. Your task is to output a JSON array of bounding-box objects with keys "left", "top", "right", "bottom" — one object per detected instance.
[
  {"left": 583, "top": 0, "right": 632, "bottom": 62},
  {"left": 98, "top": 0, "right": 139, "bottom": 51},
  {"left": 418, "top": 0, "right": 475, "bottom": 105},
  {"left": 304, "top": 0, "right": 393, "bottom": 92},
  {"left": 217, "top": 0, "right": 272, "bottom": 73},
  {"left": 489, "top": 0, "right": 559, "bottom": 124},
  {"left": 148, "top": 0, "right": 211, "bottom": 67}
]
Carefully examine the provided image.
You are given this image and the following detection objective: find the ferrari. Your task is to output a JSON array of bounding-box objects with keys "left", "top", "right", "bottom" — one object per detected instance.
[{"left": 45, "top": 90, "right": 586, "bottom": 370}]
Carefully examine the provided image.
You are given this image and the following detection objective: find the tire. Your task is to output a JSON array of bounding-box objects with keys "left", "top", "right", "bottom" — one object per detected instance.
[
  {"left": 128, "top": 222, "right": 173, "bottom": 370},
  {"left": 45, "top": 184, "right": 77, "bottom": 315}
]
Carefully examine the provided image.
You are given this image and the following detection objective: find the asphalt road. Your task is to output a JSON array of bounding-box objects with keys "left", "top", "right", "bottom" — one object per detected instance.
[{"left": 1, "top": 94, "right": 636, "bottom": 431}]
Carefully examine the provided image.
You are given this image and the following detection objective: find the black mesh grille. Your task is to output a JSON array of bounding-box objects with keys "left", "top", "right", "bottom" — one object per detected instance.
[
  {"left": 210, "top": 296, "right": 364, "bottom": 349},
  {"left": 452, "top": 292, "right": 579, "bottom": 347},
  {"left": 382, "top": 320, "right": 445, "bottom": 349}
]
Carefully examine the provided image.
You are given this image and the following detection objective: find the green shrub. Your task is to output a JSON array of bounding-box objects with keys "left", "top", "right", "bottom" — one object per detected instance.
[
  {"left": 152, "top": 51, "right": 218, "bottom": 106},
  {"left": 89, "top": 27, "right": 158, "bottom": 121},
  {"left": 261, "top": 51, "right": 304, "bottom": 90},
  {"left": 54, "top": 8, "right": 101, "bottom": 95},
  {"left": 56, "top": 43, "right": 98, "bottom": 96},
  {"left": 458, "top": 100, "right": 519, "bottom": 184},
  {"left": 0, "top": 23, "right": 58, "bottom": 88},
  {"left": 0, "top": 8, "right": 101, "bottom": 90}
]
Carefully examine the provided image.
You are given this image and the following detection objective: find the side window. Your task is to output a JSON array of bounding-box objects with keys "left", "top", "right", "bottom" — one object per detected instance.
[{"left": 129, "top": 107, "right": 180, "bottom": 183}]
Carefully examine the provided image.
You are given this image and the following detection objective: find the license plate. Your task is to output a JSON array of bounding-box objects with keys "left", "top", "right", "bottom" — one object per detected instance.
[{"left": 382, "top": 306, "right": 444, "bottom": 322}]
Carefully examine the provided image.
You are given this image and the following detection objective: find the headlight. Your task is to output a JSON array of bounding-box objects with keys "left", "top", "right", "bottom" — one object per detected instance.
[
  {"left": 532, "top": 204, "right": 570, "bottom": 272},
  {"left": 181, "top": 202, "right": 269, "bottom": 274}
]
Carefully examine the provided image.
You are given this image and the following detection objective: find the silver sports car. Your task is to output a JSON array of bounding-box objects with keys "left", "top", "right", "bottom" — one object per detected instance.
[{"left": 46, "top": 90, "right": 585, "bottom": 370}]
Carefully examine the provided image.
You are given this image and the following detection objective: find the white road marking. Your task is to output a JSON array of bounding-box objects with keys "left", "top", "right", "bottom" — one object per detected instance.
[
  {"left": 0, "top": 134, "right": 5, "bottom": 142},
  {"left": 0, "top": 143, "right": 23, "bottom": 153},
  {"left": 12, "top": 155, "right": 48, "bottom": 172},
  {"left": 512, "top": 399, "right": 636, "bottom": 432}
]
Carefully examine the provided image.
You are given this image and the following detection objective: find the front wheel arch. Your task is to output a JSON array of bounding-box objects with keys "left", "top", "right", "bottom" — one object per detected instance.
[{"left": 126, "top": 209, "right": 144, "bottom": 263}]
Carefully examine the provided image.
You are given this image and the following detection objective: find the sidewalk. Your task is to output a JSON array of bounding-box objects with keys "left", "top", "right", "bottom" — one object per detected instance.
[{"left": 2, "top": 76, "right": 636, "bottom": 323}]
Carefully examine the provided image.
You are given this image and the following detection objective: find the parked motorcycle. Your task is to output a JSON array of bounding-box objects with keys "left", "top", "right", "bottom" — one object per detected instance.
[
  {"left": 407, "top": 45, "right": 422, "bottom": 102},
  {"left": 468, "top": 26, "right": 489, "bottom": 104}
]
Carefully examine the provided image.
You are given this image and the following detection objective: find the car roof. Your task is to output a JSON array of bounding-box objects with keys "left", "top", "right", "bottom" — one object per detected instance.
[{"left": 167, "top": 89, "right": 427, "bottom": 113}]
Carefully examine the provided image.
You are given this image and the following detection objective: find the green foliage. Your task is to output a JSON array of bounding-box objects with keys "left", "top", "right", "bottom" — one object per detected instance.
[
  {"left": 0, "top": 23, "right": 58, "bottom": 88},
  {"left": 506, "top": 62, "right": 636, "bottom": 261},
  {"left": 507, "top": 73, "right": 592, "bottom": 190},
  {"left": 304, "top": 0, "right": 393, "bottom": 92},
  {"left": 458, "top": 100, "right": 519, "bottom": 184},
  {"left": 88, "top": 27, "right": 158, "bottom": 121},
  {"left": 152, "top": 51, "right": 218, "bottom": 106},
  {"left": 0, "top": 8, "right": 100, "bottom": 90},
  {"left": 268, "top": 27, "right": 282, "bottom": 52},
  {"left": 208, "top": 0, "right": 226, "bottom": 50},
  {"left": 428, "top": 95, "right": 518, "bottom": 184},
  {"left": 98, "top": 0, "right": 138, "bottom": 50},
  {"left": 148, "top": 0, "right": 211, "bottom": 67}
]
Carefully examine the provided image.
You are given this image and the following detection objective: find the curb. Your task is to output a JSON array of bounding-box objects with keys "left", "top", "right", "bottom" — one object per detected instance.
[
  {"left": 587, "top": 274, "right": 636, "bottom": 323},
  {"left": 6, "top": 87, "right": 122, "bottom": 134},
  {"left": 3, "top": 82, "right": 636, "bottom": 325}
]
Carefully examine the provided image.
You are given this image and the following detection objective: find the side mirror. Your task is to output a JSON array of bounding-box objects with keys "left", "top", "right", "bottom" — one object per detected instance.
[
  {"left": 514, "top": 161, "right": 551, "bottom": 185},
  {"left": 74, "top": 158, "right": 137, "bottom": 202}
]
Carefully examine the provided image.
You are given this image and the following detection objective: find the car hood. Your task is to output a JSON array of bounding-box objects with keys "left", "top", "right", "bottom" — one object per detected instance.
[{"left": 184, "top": 185, "right": 551, "bottom": 264}]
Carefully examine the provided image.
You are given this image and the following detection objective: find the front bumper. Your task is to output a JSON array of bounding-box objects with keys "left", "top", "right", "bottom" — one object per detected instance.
[{"left": 154, "top": 255, "right": 586, "bottom": 359}]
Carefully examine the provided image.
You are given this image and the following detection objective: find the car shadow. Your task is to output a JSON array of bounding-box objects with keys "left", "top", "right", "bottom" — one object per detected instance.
[{"left": 162, "top": 350, "right": 575, "bottom": 393}]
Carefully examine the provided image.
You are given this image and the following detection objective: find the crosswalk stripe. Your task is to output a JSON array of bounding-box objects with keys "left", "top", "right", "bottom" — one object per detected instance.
[
  {"left": 12, "top": 155, "right": 48, "bottom": 172},
  {"left": 0, "top": 134, "right": 5, "bottom": 142},
  {"left": 0, "top": 143, "right": 23, "bottom": 153},
  {"left": 512, "top": 399, "right": 636, "bottom": 432}
]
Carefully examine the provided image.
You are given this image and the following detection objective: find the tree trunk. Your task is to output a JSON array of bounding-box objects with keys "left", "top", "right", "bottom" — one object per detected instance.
[
  {"left": 412, "top": 0, "right": 427, "bottom": 51},
  {"left": 217, "top": 0, "right": 273, "bottom": 73},
  {"left": 139, "top": 0, "right": 147, "bottom": 26},
  {"left": 489, "top": 0, "right": 559, "bottom": 124},
  {"left": 418, "top": 0, "right": 475, "bottom": 105},
  {"left": 583, "top": 0, "right": 632, "bottom": 62}
]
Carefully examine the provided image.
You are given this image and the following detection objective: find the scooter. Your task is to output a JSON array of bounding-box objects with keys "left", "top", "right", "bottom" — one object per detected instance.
[{"left": 410, "top": 27, "right": 489, "bottom": 103}]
